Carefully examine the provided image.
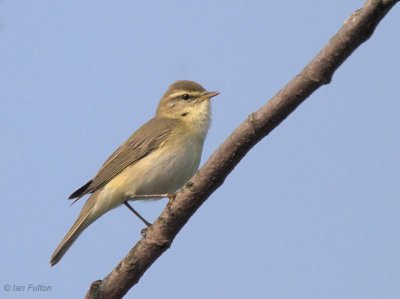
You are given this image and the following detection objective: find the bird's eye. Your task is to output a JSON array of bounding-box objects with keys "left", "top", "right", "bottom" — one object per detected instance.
[{"left": 181, "top": 94, "right": 190, "bottom": 101}]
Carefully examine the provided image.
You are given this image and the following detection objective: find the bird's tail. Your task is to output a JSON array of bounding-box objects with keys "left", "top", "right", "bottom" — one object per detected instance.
[{"left": 50, "top": 192, "right": 100, "bottom": 266}]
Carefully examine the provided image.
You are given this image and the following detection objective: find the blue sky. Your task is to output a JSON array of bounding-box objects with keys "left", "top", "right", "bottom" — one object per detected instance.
[{"left": 1, "top": 1, "right": 399, "bottom": 298}]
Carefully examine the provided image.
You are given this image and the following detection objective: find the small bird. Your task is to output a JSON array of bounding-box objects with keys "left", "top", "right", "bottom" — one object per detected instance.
[{"left": 50, "top": 80, "right": 219, "bottom": 266}]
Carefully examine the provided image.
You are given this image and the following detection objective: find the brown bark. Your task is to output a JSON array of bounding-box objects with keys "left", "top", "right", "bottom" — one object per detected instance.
[{"left": 86, "top": 1, "right": 399, "bottom": 298}]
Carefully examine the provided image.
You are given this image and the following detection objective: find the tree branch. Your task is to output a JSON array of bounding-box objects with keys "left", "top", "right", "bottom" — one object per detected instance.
[{"left": 86, "top": 1, "right": 399, "bottom": 298}]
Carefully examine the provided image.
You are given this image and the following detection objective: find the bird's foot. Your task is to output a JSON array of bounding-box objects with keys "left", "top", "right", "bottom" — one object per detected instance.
[
  {"left": 167, "top": 193, "right": 177, "bottom": 207},
  {"left": 141, "top": 227, "right": 149, "bottom": 237}
]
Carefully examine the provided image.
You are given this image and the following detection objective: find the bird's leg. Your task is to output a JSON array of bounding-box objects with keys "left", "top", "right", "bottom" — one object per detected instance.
[
  {"left": 124, "top": 193, "right": 177, "bottom": 228},
  {"left": 123, "top": 201, "right": 151, "bottom": 227}
]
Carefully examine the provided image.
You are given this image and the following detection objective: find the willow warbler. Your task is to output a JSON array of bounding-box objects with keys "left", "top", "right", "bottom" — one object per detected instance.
[{"left": 50, "top": 80, "right": 219, "bottom": 266}]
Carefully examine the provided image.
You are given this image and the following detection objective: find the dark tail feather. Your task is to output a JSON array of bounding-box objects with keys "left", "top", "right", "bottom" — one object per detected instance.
[{"left": 68, "top": 180, "right": 92, "bottom": 199}]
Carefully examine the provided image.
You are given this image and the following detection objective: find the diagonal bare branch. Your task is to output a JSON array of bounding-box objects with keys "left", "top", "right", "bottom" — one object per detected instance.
[{"left": 86, "top": 1, "right": 399, "bottom": 298}]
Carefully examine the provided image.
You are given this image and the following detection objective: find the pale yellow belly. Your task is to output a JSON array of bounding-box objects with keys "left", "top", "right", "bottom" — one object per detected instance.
[{"left": 100, "top": 136, "right": 203, "bottom": 206}]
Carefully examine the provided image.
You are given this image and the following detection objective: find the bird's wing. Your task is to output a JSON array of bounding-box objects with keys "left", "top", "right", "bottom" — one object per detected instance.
[{"left": 68, "top": 117, "right": 178, "bottom": 200}]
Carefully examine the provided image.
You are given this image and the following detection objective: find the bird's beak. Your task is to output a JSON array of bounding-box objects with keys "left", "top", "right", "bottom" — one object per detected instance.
[{"left": 202, "top": 90, "right": 220, "bottom": 99}]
